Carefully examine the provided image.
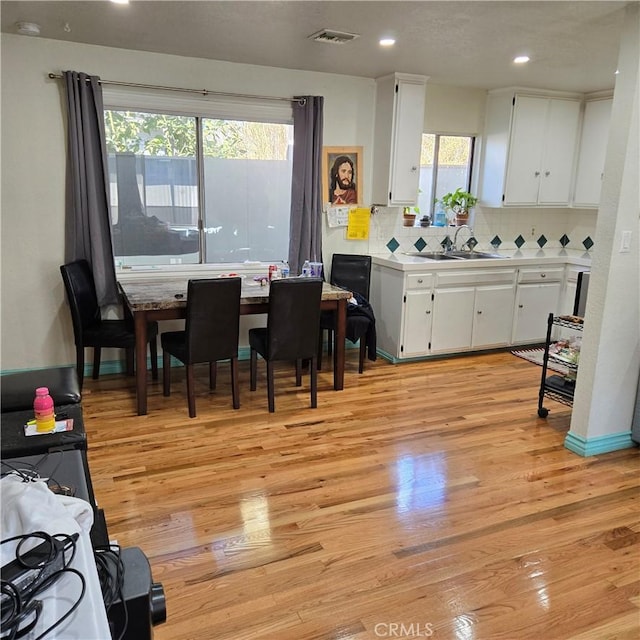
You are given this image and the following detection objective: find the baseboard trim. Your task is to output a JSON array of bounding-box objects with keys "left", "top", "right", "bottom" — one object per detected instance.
[
  {"left": 0, "top": 341, "right": 365, "bottom": 378},
  {"left": 564, "top": 430, "right": 635, "bottom": 457}
]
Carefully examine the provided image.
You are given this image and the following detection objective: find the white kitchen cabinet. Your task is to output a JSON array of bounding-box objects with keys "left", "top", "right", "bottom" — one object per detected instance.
[
  {"left": 472, "top": 285, "right": 517, "bottom": 348},
  {"left": 370, "top": 265, "right": 434, "bottom": 360},
  {"left": 431, "top": 287, "right": 475, "bottom": 353},
  {"left": 371, "top": 73, "right": 427, "bottom": 206},
  {"left": 479, "top": 89, "right": 581, "bottom": 207},
  {"left": 573, "top": 96, "right": 612, "bottom": 208},
  {"left": 431, "top": 269, "right": 516, "bottom": 354},
  {"left": 402, "top": 274, "right": 434, "bottom": 357},
  {"left": 512, "top": 267, "right": 563, "bottom": 343}
]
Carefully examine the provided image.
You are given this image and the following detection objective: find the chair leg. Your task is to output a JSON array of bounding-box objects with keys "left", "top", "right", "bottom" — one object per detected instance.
[
  {"left": 327, "top": 328, "right": 334, "bottom": 356},
  {"left": 209, "top": 362, "right": 217, "bottom": 390},
  {"left": 250, "top": 349, "right": 257, "bottom": 391},
  {"left": 75, "top": 346, "right": 85, "bottom": 389},
  {"left": 310, "top": 356, "right": 318, "bottom": 409},
  {"left": 359, "top": 339, "right": 366, "bottom": 374},
  {"left": 150, "top": 339, "right": 158, "bottom": 380},
  {"left": 317, "top": 329, "right": 324, "bottom": 371},
  {"left": 186, "top": 363, "right": 196, "bottom": 418},
  {"left": 162, "top": 351, "right": 171, "bottom": 396},
  {"left": 92, "top": 347, "right": 101, "bottom": 379},
  {"left": 295, "top": 359, "right": 302, "bottom": 387},
  {"left": 231, "top": 357, "right": 240, "bottom": 410},
  {"left": 267, "top": 361, "right": 275, "bottom": 413},
  {"left": 125, "top": 349, "right": 135, "bottom": 376}
]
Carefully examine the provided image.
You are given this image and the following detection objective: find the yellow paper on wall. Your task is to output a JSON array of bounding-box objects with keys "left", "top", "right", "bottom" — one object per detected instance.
[{"left": 346, "top": 207, "right": 370, "bottom": 240}]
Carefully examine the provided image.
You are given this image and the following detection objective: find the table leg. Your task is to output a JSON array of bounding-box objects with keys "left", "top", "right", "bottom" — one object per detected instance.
[
  {"left": 133, "top": 311, "right": 148, "bottom": 415},
  {"left": 333, "top": 298, "right": 346, "bottom": 391}
]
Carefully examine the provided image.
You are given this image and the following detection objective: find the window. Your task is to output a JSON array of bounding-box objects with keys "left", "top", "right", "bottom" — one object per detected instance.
[
  {"left": 104, "top": 100, "right": 293, "bottom": 267},
  {"left": 417, "top": 134, "right": 475, "bottom": 220}
]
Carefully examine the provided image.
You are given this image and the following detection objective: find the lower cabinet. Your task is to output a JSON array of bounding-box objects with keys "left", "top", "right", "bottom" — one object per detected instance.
[
  {"left": 472, "top": 285, "right": 518, "bottom": 348},
  {"left": 402, "top": 274, "right": 434, "bottom": 357},
  {"left": 431, "top": 270, "right": 516, "bottom": 354},
  {"left": 431, "top": 287, "right": 475, "bottom": 353},
  {"left": 372, "top": 261, "right": 576, "bottom": 362},
  {"left": 512, "top": 267, "right": 563, "bottom": 343},
  {"left": 370, "top": 265, "right": 434, "bottom": 360}
]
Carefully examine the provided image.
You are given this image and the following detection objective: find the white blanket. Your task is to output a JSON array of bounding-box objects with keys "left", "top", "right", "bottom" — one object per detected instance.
[{"left": 1, "top": 475, "right": 94, "bottom": 565}]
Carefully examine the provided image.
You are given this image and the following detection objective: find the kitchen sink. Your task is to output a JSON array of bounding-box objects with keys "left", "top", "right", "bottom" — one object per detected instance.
[
  {"left": 404, "top": 251, "right": 507, "bottom": 261},
  {"left": 404, "top": 252, "right": 458, "bottom": 260},
  {"left": 446, "top": 251, "right": 507, "bottom": 259}
]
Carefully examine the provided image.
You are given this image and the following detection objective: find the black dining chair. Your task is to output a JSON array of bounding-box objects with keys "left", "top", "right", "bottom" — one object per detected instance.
[
  {"left": 318, "top": 253, "right": 373, "bottom": 374},
  {"left": 161, "top": 277, "right": 241, "bottom": 417},
  {"left": 249, "top": 278, "right": 323, "bottom": 413},
  {"left": 60, "top": 259, "right": 158, "bottom": 388}
]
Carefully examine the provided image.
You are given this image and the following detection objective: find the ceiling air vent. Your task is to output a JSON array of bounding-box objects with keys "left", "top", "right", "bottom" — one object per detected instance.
[{"left": 308, "top": 29, "right": 360, "bottom": 45}]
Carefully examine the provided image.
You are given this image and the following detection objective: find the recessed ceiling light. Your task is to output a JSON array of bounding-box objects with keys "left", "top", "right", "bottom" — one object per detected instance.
[
  {"left": 110, "top": 0, "right": 129, "bottom": 4},
  {"left": 380, "top": 38, "right": 396, "bottom": 47},
  {"left": 514, "top": 56, "right": 530, "bottom": 64}
]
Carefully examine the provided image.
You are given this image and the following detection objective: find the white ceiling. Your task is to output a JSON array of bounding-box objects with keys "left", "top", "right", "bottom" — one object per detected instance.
[{"left": 0, "top": 1, "right": 629, "bottom": 93}]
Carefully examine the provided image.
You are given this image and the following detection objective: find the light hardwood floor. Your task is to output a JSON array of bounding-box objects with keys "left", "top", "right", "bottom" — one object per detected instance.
[{"left": 82, "top": 350, "right": 640, "bottom": 640}]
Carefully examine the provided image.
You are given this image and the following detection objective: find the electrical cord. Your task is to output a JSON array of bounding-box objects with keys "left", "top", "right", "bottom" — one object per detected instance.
[
  {"left": 0, "top": 532, "right": 85, "bottom": 640},
  {"left": 1, "top": 455, "right": 75, "bottom": 497},
  {"left": 94, "top": 544, "right": 128, "bottom": 640}
]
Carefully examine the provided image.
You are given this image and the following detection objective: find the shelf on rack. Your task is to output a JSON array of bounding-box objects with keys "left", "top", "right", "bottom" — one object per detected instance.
[
  {"left": 538, "top": 313, "right": 583, "bottom": 418},
  {"left": 553, "top": 315, "right": 584, "bottom": 331},
  {"left": 544, "top": 374, "right": 575, "bottom": 398}
]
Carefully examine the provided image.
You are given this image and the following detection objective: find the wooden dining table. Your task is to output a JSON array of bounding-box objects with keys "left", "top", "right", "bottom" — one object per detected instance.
[{"left": 119, "top": 278, "right": 352, "bottom": 415}]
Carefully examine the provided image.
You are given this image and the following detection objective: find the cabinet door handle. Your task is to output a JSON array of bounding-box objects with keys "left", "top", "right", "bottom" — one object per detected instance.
[
  {"left": 477, "top": 310, "right": 482, "bottom": 314},
  {"left": 534, "top": 171, "right": 541, "bottom": 177},
  {"left": 426, "top": 310, "right": 431, "bottom": 315},
  {"left": 541, "top": 273, "right": 546, "bottom": 278},
  {"left": 544, "top": 171, "right": 551, "bottom": 177},
  {"left": 519, "top": 304, "right": 524, "bottom": 308},
  {"left": 417, "top": 278, "right": 423, "bottom": 283},
  {"left": 411, "top": 166, "right": 417, "bottom": 172}
]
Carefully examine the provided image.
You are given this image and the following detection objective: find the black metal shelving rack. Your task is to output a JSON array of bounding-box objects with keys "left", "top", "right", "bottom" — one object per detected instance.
[{"left": 538, "top": 313, "right": 584, "bottom": 418}]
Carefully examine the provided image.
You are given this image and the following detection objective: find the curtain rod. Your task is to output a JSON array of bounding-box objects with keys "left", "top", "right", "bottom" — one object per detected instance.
[{"left": 47, "top": 73, "right": 305, "bottom": 105}]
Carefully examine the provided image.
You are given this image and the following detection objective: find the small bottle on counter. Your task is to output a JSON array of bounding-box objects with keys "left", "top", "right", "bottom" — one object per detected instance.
[
  {"left": 34, "top": 387, "right": 56, "bottom": 432},
  {"left": 301, "top": 260, "right": 311, "bottom": 277},
  {"left": 281, "top": 261, "right": 290, "bottom": 279}
]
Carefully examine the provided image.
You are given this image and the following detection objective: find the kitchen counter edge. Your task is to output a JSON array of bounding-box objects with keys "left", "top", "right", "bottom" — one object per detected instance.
[{"left": 372, "top": 249, "right": 591, "bottom": 272}]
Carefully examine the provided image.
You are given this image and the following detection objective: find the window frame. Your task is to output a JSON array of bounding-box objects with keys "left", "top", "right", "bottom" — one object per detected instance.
[
  {"left": 418, "top": 133, "right": 476, "bottom": 220},
  {"left": 103, "top": 87, "right": 294, "bottom": 271}
]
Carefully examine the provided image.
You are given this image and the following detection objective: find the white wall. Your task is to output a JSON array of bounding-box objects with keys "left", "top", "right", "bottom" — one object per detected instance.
[
  {"left": 424, "top": 83, "right": 487, "bottom": 135},
  {"left": 0, "top": 34, "right": 374, "bottom": 371},
  {"left": 0, "top": 34, "right": 598, "bottom": 373},
  {"left": 569, "top": 2, "right": 640, "bottom": 443}
]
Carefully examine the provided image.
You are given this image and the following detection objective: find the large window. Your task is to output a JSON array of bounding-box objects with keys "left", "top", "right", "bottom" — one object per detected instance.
[
  {"left": 104, "top": 104, "right": 293, "bottom": 267},
  {"left": 417, "top": 134, "right": 475, "bottom": 219}
]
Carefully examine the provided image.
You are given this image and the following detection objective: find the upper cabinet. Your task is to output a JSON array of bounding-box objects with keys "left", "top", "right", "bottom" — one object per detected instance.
[
  {"left": 572, "top": 96, "right": 613, "bottom": 208},
  {"left": 371, "top": 73, "right": 427, "bottom": 206},
  {"left": 479, "top": 90, "right": 581, "bottom": 207}
]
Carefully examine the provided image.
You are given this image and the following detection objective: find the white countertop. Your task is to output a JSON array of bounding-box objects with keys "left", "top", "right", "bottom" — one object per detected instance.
[{"left": 372, "top": 248, "right": 592, "bottom": 272}]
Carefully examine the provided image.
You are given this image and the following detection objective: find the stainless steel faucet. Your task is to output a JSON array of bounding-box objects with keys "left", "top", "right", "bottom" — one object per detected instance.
[{"left": 453, "top": 225, "right": 473, "bottom": 251}]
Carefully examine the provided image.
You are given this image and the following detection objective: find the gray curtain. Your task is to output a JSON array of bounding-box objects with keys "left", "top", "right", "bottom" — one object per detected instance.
[
  {"left": 289, "top": 96, "right": 324, "bottom": 276},
  {"left": 63, "top": 70, "right": 118, "bottom": 306}
]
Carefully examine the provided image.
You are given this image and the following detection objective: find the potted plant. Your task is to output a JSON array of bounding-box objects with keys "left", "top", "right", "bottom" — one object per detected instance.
[
  {"left": 439, "top": 188, "right": 478, "bottom": 226},
  {"left": 402, "top": 205, "right": 418, "bottom": 227}
]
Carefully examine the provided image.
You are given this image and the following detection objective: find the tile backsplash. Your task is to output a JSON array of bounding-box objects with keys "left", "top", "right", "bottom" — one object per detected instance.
[{"left": 367, "top": 206, "right": 598, "bottom": 255}]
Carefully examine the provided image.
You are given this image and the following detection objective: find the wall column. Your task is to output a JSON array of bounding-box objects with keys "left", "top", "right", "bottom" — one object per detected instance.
[{"left": 566, "top": 3, "right": 640, "bottom": 456}]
